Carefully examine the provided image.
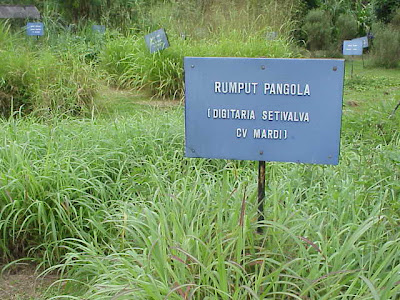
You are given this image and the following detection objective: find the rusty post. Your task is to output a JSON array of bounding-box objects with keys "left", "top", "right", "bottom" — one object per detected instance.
[{"left": 257, "top": 161, "right": 266, "bottom": 233}]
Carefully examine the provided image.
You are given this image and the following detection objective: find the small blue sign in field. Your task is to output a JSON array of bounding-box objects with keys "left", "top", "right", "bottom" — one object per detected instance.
[
  {"left": 184, "top": 57, "right": 345, "bottom": 165},
  {"left": 26, "top": 22, "right": 44, "bottom": 36},
  {"left": 352, "top": 36, "right": 369, "bottom": 48},
  {"left": 343, "top": 40, "right": 363, "bottom": 55},
  {"left": 144, "top": 29, "right": 169, "bottom": 53},
  {"left": 92, "top": 25, "right": 106, "bottom": 34},
  {"left": 266, "top": 31, "right": 278, "bottom": 40}
]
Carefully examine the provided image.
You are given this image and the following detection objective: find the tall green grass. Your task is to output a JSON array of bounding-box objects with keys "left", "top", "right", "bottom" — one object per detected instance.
[
  {"left": 98, "top": 0, "right": 303, "bottom": 100},
  {"left": 370, "top": 23, "right": 400, "bottom": 68},
  {"left": 0, "top": 23, "right": 99, "bottom": 117},
  {"left": 0, "top": 92, "right": 398, "bottom": 298},
  {"left": 100, "top": 32, "right": 296, "bottom": 99}
]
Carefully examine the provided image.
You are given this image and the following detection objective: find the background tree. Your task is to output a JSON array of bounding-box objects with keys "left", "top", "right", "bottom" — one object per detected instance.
[
  {"left": 302, "top": 9, "right": 333, "bottom": 51},
  {"left": 336, "top": 13, "right": 359, "bottom": 41},
  {"left": 373, "top": 0, "right": 400, "bottom": 24}
]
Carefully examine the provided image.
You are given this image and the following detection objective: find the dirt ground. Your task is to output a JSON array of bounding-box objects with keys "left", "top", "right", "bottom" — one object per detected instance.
[{"left": 0, "top": 263, "right": 58, "bottom": 299}]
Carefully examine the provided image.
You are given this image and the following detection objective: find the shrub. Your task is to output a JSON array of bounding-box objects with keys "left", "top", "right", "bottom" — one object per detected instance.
[
  {"left": 390, "top": 8, "right": 400, "bottom": 30},
  {"left": 336, "top": 13, "right": 359, "bottom": 41},
  {"left": 302, "top": 9, "right": 333, "bottom": 51},
  {"left": 370, "top": 23, "right": 400, "bottom": 68},
  {"left": 373, "top": 0, "right": 400, "bottom": 24}
]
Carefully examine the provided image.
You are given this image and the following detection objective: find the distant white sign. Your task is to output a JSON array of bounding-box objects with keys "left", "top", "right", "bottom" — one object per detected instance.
[
  {"left": 343, "top": 40, "right": 363, "bottom": 56},
  {"left": 352, "top": 36, "right": 368, "bottom": 48},
  {"left": 26, "top": 22, "right": 43, "bottom": 36}
]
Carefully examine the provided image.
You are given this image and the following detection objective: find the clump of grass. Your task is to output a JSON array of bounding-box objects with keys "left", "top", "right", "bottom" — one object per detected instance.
[
  {"left": 100, "top": 31, "right": 295, "bottom": 99},
  {"left": 0, "top": 23, "right": 99, "bottom": 117},
  {"left": 336, "top": 13, "right": 358, "bottom": 41},
  {"left": 0, "top": 96, "right": 398, "bottom": 298},
  {"left": 370, "top": 23, "right": 400, "bottom": 68},
  {"left": 148, "top": 0, "right": 302, "bottom": 40}
]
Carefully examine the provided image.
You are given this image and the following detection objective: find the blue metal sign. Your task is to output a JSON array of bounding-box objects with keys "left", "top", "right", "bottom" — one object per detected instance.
[
  {"left": 144, "top": 29, "right": 169, "bottom": 53},
  {"left": 92, "top": 25, "right": 106, "bottom": 34},
  {"left": 266, "top": 31, "right": 278, "bottom": 40},
  {"left": 184, "top": 57, "right": 345, "bottom": 165},
  {"left": 352, "top": 36, "right": 368, "bottom": 48},
  {"left": 26, "top": 22, "right": 43, "bottom": 36},
  {"left": 343, "top": 40, "right": 363, "bottom": 55}
]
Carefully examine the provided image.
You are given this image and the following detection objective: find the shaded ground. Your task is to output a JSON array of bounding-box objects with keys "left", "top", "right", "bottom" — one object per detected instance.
[{"left": 0, "top": 264, "right": 58, "bottom": 300}]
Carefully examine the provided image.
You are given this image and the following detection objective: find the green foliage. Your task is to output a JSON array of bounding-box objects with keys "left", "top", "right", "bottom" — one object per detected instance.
[
  {"left": 352, "top": 0, "right": 374, "bottom": 34},
  {"left": 148, "top": 0, "right": 303, "bottom": 40},
  {"left": 390, "top": 8, "right": 400, "bottom": 30},
  {"left": 0, "top": 83, "right": 398, "bottom": 297},
  {"left": 302, "top": 9, "right": 333, "bottom": 51},
  {"left": 0, "top": 58, "right": 399, "bottom": 299},
  {"left": 0, "top": 25, "right": 99, "bottom": 117},
  {"left": 370, "top": 23, "right": 400, "bottom": 68},
  {"left": 320, "top": 0, "right": 352, "bottom": 22},
  {"left": 0, "top": 21, "right": 12, "bottom": 49},
  {"left": 373, "top": 0, "right": 400, "bottom": 24},
  {"left": 336, "top": 13, "right": 359, "bottom": 41},
  {"left": 100, "top": 32, "right": 295, "bottom": 99}
]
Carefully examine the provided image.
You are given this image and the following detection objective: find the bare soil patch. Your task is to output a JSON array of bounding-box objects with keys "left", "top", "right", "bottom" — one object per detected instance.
[{"left": 0, "top": 263, "right": 58, "bottom": 300}]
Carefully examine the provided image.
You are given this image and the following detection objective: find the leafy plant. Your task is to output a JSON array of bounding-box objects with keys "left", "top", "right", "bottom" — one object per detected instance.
[
  {"left": 370, "top": 23, "right": 400, "bottom": 68},
  {"left": 390, "top": 7, "right": 400, "bottom": 30},
  {"left": 373, "top": 0, "right": 400, "bottom": 24},
  {"left": 336, "top": 13, "right": 359, "bottom": 41},
  {"left": 302, "top": 9, "right": 333, "bottom": 51},
  {"left": 100, "top": 31, "right": 295, "bottom": 99}
]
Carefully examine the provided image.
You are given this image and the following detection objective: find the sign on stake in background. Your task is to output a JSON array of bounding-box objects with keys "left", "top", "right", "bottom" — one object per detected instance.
[
  {"left": 352, "top": 36, "right": 369, "bottom": 48},
  {"left": 184, "top": 57, "right": 345, "bottom": 165},
  {"left": 144, "top": 29, "right": 169, "bottom": 53},
  {"left": 343, "top": 39, "right": 363, "bottom": 56},
  {"left": 26, "top": 22, "right": 44, "bottom": 36},
  {"left": 92, "top": 25, "right": 106, "bottom": 34},
  {"left": 266, "top": 31, "right": 278, "bottom": 40}
]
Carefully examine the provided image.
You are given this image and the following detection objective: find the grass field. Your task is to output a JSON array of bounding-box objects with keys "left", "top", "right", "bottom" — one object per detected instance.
[{"left": 0, "top": 59, "right": 399, "bottom": 299}]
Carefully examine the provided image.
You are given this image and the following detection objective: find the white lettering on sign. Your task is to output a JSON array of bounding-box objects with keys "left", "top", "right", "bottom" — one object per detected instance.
[
  {"left": 253, "top": 129, "right": 288, "bottom": 140},
  {"left": 263, "top": 83, "right": 310, "bottom": 96},
  {"left": 150, "top": 35, "right": 165, "bottom": 49},
  {"left": 261, "top": 110, "right": 309, "bottom": 122},
  {"left": 236, "top": 128, "right": 248, "bottom": 138},
  {"left": 207, "top": 108, "right": 256, "bottom": 120},
  {"left": 214, "top": 82, "right": 258, "bottom": 94}
]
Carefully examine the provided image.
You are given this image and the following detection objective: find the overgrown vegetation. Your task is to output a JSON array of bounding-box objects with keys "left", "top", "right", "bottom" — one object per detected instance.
[
  {"left": 370, "top": 22, "right": 400, "bottom": 68},
  {"left": 0, "top": 0, "right": 398, "bottom": 113},
  {"left": 302, "top": 9, "right": 333, "bottom": 52},
  {"left": 0, "top": 1, "right": 399, "bottom": 298},
  {"left": 0, "top": 63, "right": 399, "bottom": 298},
  {"left": 100, "top": 31, "right": 294, "bottom": 99},
  {"left": 0, "top": 22, "right": 98, "bottom": 117}
]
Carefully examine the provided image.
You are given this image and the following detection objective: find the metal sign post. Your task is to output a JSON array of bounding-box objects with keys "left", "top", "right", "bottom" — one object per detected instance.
[
  {"left": 257, "top": 161, "right": 266, "bottom": 233},
  {"left": 352, "top": 36, "right": 368, "bottom": 68},
  {"left": 343, "top": 39, "right": 363, "bottom": 77}
]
